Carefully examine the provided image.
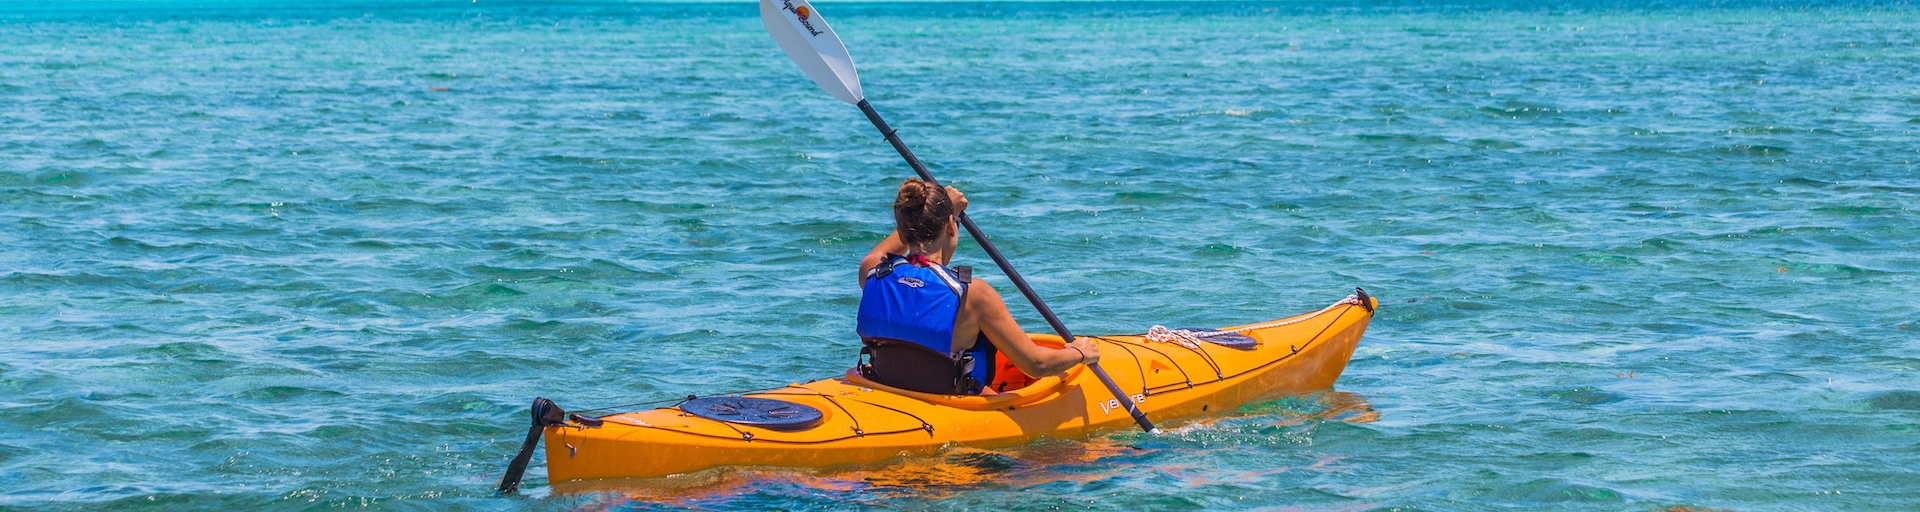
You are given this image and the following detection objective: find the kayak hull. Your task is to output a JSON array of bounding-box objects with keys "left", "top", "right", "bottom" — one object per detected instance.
[{"left": 541, "top": 295, "right": 1376, "bottom": 483}]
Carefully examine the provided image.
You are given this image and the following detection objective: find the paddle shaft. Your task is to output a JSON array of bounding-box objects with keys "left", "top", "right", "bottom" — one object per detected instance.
[{"left": 856, "top": 99, "right": 1155, "bottom": 433}]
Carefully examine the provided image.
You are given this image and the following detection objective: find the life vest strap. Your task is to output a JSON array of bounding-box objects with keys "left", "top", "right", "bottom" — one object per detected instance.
[{"left": 870, "top": 255, "right": 968, "bottom": 295}]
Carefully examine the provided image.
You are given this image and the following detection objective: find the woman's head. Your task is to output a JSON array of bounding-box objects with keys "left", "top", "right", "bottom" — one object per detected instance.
[{"left": 893, "top": 178, "right": 953, "bottom": 248}]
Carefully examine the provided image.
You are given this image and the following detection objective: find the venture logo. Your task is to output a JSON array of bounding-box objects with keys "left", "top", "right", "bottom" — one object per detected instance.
[{"left": 782, "top": 0, "right": 824, "bottom": 36}]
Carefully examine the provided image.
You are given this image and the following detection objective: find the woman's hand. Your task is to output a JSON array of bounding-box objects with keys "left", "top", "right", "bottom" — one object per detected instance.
[
  {"left": 945, "top": 185, "right": 969, "bottom": 216},
  {"left": 1068, "top": 338, "right": 1100, "bottom": 366}
]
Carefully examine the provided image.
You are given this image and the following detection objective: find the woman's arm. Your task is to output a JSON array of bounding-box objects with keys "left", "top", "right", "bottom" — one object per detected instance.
[
  {"left": 859, "top": 232, "right": 910, "bottom": 286},
  {"left": 965, "top": 279, "right": 1099, "bottom": 377}
]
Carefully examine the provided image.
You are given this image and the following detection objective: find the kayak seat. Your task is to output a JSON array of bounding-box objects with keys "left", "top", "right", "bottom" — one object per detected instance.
[{"left": 860, "top": 338, "right": 981, "bottom": 395}]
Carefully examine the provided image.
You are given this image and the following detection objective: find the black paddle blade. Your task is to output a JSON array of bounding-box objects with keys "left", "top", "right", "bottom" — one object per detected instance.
[{"left": 496, "top": 397, "right": 563, "bottom": 495}]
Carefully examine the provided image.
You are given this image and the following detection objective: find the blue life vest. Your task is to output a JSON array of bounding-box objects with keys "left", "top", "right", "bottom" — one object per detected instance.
[{"left": 856, "top": 255, "right": 996, "bottom": 395}]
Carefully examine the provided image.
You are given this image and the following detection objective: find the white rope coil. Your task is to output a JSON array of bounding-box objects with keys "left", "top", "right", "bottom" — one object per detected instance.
[{"left": 1145, "top": 294, "right": 1362, "bottom": 348}]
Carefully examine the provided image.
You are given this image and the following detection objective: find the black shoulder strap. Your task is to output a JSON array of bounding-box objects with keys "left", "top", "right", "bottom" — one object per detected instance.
[
  {"left": 952, "top": 265, "right": 972, "bottom": 283},
  {"left": 866, "top": 254, "right": 908, "bottom": 280}
]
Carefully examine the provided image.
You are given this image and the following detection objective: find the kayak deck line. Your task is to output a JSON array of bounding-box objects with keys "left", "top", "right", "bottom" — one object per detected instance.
[
  {"left": 590, "top": 387, "right": 938, "bottom": 445},
  {"left": 1095, "top": 291, "right": 1370, "bottom": 393},
  {"left": 532, "top": 289, "right": 1378, "bottom": 483},
  {"left": 1145, "top": 290, "right": 1371, "bottom": 350}
]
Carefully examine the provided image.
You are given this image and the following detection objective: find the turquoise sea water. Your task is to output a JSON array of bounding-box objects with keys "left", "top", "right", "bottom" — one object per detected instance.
[{"left": 5, "top": 0, "right": 1918, "bottom": 509}]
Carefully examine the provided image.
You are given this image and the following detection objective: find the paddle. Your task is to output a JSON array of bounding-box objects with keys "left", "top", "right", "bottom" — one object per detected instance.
[{"left": 759, "top": 0, "right": 1155, "bottom": 433}]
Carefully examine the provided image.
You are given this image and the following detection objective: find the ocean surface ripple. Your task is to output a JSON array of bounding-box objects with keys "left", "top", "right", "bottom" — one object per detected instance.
[{"left": 2, "top": 0, "right": 1916, "bottom": 510}]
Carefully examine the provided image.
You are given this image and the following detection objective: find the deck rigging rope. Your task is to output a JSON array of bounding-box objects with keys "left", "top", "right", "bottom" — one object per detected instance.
[
  {"left": 1144, "top": 294, "right": 1363, "bottom": 349},
  {"left": 584, "top": 385, "right": 936, "bottom": 445}
]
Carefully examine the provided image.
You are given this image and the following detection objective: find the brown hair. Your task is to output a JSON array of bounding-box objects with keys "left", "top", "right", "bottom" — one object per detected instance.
[{"left": 892, "top": 178, "right": 953, "bottom": 247}]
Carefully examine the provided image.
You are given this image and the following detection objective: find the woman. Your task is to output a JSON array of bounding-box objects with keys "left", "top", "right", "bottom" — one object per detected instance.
[{"left": 855, "top": 179, "right": 1099, "bottom": 395}]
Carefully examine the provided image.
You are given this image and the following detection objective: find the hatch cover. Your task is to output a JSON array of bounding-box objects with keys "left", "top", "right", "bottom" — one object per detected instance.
[{"left": 680, "top": 396, "right": 825, "bottom": 432}]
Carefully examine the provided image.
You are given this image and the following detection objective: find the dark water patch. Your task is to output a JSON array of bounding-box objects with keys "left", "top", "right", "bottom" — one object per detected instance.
[
  {"left": 448, "top": 281, "right": 527, "bottom": 297},
  {"left": 80, "top": 421, "right": 219, "bottom": 444},
  {"left": 9, "top": 397, "right": 144, "bottom": 432},
  {"left": 1810, "top": 205, "right": 1896, "bottom": 216},
  {"left": 1477, "top": 478, "right": 1624, "bottom": 504},
  {"left": 1776, "top": 176, "right": 1831, "bottom": 187},
  {"left": 104, "top": 236, "right": 215, "bottom": 252},
  {"left": 1512, "top": 451, "right": 1596, "bottom": 472},
  {"left": 0, "top": 443, "right": 26, "bottom": 465},
  {"left": 1191, "top": 243, "right": 1242, "bottom": 257},
  {"left": 305, "top": 424, "right": 375, "bottom": 441},
  {"left": 946, "top": 451, "right": 1025, "bottom": 474},
  {"left": 1776, "top": 261, "right": 1875, "bottom": 275},
  {"left": 80, "top": 389, "right": 158, "bottom": 402},
  {"left": 1354, "top": 133, "right": 1450, "bottom": 145},
  {"left": 97, "top": 492, "right": 279, "bottom": 510},
  {"left": 1735, "top": 371, "right": 1812, "bottom": 384},
  {"left": 1569, "top": 252, "right": 1640, "bottom": 266},
  {"left": 505, "top": 318, "right": 564, "bottom": 331},
  {"left": 228, "top": 385, "right": 346, "bottom": 403},
  {"left": 1548, "top": 426, "right": 1649, "bottom": 444},
  {"left": 294, "top": 293, "right": 385, "bottom": 315},
  {"left": 160, "top": 278, "right": 250, "bottom": 294},
  {"left": 36, "top": 170, "right": 93, "bottom": 186},
  {"left": 65, "top": 138, "right": 119, "bottom": 150},
  {"left": 1619, "top": 207, "right": 1688, "bottom": 221},
  {"left": 80, "top": 340, "right": 228, "bottom": 361},
  {"left": 1539, "top": 386, "right": 1625, "bottom": 405},
  {"left": 0, "top": 271, "right": 144, "bottom": 290},
  {"left": 1867, "top": 391, "right": 1920, "bottom": 411},
  {"left": 1467, "top": 138, "right": 1522, "bottom": 149}
]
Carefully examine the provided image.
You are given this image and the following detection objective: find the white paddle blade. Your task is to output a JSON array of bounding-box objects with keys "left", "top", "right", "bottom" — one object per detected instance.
[{"left": 760, "top": 0, "right": 863, "bottom": 105}]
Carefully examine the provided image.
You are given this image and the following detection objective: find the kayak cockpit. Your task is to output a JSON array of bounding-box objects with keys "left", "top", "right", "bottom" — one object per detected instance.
[{"left": 843, "top": 364, "right": 1084, "bottom": 411}]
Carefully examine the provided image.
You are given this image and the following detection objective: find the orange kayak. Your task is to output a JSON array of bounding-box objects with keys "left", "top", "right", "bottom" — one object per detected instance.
[{"left": 536, "top": 290, "right": 1377, "bottom": 483}]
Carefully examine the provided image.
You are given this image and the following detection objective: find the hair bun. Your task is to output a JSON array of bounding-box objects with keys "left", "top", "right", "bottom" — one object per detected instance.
[{"left": 892, "top": 178, "right": 953, "bottom": 247}]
